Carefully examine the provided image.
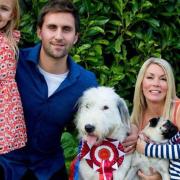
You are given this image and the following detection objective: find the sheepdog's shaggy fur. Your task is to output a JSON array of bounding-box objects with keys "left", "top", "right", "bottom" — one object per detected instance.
[{"left": 75, "top": 86, "right": 132, "bottom": 180}]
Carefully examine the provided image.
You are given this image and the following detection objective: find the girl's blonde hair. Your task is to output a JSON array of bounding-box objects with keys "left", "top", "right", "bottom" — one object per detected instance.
[
  {"left": 131, "top": 57, "right": 176, "bottom": 126},
  {"left": 3, "top": 0, "right": 20, "bottom": 55}
]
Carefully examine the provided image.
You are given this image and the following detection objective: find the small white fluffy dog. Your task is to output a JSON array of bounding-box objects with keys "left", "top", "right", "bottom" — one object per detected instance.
[
  {"left": 126, "top": 117, "right": 178, "bottom": 180},
  {"left": 74, "top": 86, "right": 132, "bottom": 180}
]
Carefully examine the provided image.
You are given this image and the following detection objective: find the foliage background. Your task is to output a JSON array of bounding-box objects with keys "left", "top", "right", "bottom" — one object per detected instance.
[{"left": 20, "top": 0, "right": 180, "bottom": 170}]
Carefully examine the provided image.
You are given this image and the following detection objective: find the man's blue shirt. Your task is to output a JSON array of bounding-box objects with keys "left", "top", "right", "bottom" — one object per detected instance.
[{"left": 0, "top": 43, "right": 98, "bottom": 180}]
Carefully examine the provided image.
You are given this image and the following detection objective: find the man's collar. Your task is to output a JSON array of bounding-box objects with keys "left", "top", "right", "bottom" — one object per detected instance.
[
  {"left": 24, "top": 43, "right": 41, "bottom": 64},
  {"left": 22, "top": 43, "right": 81, "bottom": 80}
]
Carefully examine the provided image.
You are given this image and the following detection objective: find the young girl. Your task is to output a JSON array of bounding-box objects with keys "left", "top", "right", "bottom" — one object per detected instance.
[{"left": 0, "top": 0, "right": 27, "bottom": 154}]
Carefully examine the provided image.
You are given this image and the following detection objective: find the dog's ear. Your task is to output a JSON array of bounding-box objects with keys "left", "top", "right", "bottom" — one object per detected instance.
[
  {"left": 149, "top": 117, "right": 159, "bottom": 127},
  {"left": 73, "top": 96, "right": 83, "bottom": 112},
  {"left": 117, "top": 98, "right": 130, "bottom": 129},
  {"left": 163, "top": 120, "right": 178, "bottom": 139}
]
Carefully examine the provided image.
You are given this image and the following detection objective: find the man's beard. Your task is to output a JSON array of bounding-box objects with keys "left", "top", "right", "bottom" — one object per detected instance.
[{"left": 44, "top": 43, "right": 69, "bottom": 60}]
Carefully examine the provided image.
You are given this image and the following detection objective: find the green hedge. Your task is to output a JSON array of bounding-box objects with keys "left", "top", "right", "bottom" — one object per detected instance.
[{"left": 19, "top": 0, "right": 180, "bottom": 170}]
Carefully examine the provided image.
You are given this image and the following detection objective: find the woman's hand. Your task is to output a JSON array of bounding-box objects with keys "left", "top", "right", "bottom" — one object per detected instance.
[
  {"left": 122, "top": 124, "right": 138, "bottom": 154},
  {"left": 138, "top": 168, "right": 162, "bottom": 180}
]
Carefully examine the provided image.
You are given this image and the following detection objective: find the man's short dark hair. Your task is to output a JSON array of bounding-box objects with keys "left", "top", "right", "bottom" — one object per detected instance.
[{"left": 37, "top": 0, "right": 80, "bottom": 33}]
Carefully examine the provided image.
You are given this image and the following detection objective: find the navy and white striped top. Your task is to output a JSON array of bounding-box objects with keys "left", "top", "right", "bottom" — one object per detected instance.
[{"left": 145, "top": 131, "right": 180, "bottom": 180}]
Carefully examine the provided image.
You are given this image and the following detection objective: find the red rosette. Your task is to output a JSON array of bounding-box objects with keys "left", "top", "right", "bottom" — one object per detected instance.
[{"left": 80, "top": 138, "right": 125, "bottom": 179}]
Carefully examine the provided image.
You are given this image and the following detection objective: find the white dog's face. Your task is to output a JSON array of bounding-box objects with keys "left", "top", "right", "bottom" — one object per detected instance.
[
  {"left": 75, "top": 87, "right": 130, "bottom": 145},
  {"left": 142, "top": 117, "right": 178, "bottom": 142}
]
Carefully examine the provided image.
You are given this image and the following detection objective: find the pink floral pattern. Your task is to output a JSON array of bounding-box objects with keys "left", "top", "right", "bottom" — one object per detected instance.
[{"left": 0, "top": 31, "right": 27, "bottom": 154}]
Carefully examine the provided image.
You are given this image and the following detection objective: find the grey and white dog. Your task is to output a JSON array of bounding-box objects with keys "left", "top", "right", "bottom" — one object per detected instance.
[
  {"left": 75, "top": 86, "right": 132, "bottom": 180},
  {"left": 126, "top": 117, "right": 178, "bottom": 180}
]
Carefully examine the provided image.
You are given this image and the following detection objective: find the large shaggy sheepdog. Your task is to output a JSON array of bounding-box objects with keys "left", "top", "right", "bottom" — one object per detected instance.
[{"left": 74, "top": 86, "right": 132, "bottom": 180}]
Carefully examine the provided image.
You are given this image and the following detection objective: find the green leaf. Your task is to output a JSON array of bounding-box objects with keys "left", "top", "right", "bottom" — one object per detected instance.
[
  {"left": 134, "top": 32, "right": 144, "bottom": 39},
  {"left": 129, "top": 56, "right": 141, "bottom": 66},
  {"left": 77, "top": 44, "right": 91, "bottom": 54},
  {"left": 112, "top": 0, "right": 123, "bottom": 16},
  {"left": 94, "top": 45, "right": 102, "bottom": 55},
  {"left": 61, "top": 132, "right": 78, "bottom": 159},
  {"left": 86, "top": 26, "right": 105, "bottom": 36},
  {"left": 108, "top": 20, "right": 122, "bottom": 27},
  {"left": 72, "top": 54, "right": 81, "bottom": 63},
  {"left": 125, "top": 31, "right": 133, "bottom": 37},
  {"left": 131, "top": 0, "right": 139, "bottom": 14},
  {"left": 94, "top": 39, "right": 110, "bottom": 45},
  {"left": 106, "top": 30, "right": 117, "bottom": 36},
  {"left": 144, "top": 18, "right": 160, "bottom": 28},
  {"left": 136, "top": 13, "right": 149, "bottom": 19},
  {"left": 141, "top": 1, "right": 153, "bottom": 9},
  {"left": 89, "top": 18, "right": 109, "bottom": 26},
  {"left": 115, "top": 36, "right": 123, "bottom": 53},
  {"left": 86, "top": 56, "right": 99, "bottom": 65}
]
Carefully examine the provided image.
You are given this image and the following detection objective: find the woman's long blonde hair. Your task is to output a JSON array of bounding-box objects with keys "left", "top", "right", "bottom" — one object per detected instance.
[
  {"left": 131, "top": 57, "right": 176, "bottom": 126},
  {"left": 2, "top": 0, "right": 20, "bottom": 55}
]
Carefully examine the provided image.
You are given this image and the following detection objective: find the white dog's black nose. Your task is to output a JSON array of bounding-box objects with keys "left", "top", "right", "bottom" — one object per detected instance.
[{"left": 85, "top": 124, "right": 95, "bottom": 133}]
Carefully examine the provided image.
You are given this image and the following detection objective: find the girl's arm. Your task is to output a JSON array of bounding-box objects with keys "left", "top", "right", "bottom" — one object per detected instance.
[
  {"left": 136, "top": 133, "right": 180, "bottom": 160},
  {"left": 170, "top": 131, "right": 180, "bottom": 144},
  {"left": 145, "top": 143, "right": 180, "bottom": 160}
]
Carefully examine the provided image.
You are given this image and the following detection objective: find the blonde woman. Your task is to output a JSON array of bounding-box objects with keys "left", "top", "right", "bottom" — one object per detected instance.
[{"left": 131, "top": 57, "right": 180, "bottom": 179}]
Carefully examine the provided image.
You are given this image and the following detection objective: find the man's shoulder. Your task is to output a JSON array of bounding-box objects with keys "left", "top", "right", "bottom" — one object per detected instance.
[
  {"left": 19, "top": 43, "right": 41, "bottom": 61},
  {"left": 19, "top": 44, "right": 38, "bottom": 53},
  {"left": 77, "top": 63, "right": 94, "bottom": 75},
  {"left": 69, "top": 58, "right": 98, "bottom": 86}
]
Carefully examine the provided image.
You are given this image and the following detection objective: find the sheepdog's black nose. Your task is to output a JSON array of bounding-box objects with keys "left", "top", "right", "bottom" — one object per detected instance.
[{"left": 85, "top": 124, "right": 95, "bottom": 133}]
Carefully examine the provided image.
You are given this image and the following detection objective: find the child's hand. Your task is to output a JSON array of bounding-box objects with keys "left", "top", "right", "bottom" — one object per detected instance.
[{"left": 136, "top": 138, "right": 146, "bottom": 154}]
